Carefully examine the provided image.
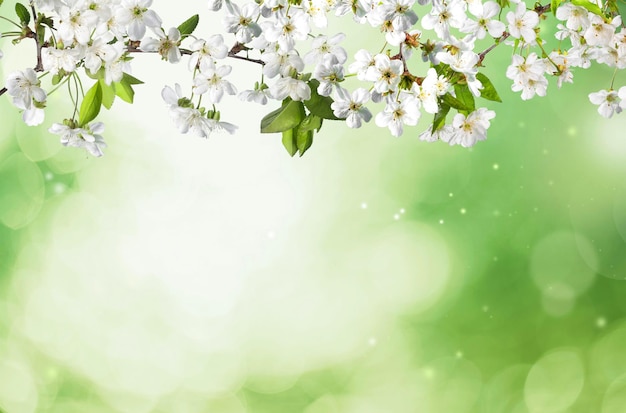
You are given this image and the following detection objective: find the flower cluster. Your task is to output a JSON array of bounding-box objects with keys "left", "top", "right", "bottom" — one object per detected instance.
[{"left": 0, "top": 0, "right": 625, "bottom": 157}]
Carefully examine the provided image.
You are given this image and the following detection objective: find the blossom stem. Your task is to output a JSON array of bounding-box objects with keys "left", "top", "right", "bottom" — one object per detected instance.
[
  {"left": 610, "top": 66, "right": 618, "bottom": 90},
  {"left": 0, "top": 15, "right": 22, "bottom": 29}
]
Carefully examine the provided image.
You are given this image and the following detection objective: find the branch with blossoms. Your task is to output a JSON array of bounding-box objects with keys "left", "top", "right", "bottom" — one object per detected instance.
[{"left": 0, "top": 0, "right": 626, "bottom": 157}]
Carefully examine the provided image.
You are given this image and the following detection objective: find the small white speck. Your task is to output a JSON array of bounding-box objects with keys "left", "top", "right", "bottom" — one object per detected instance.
[
  {"left": 399, "top": 208, "right": 406, "bottom": 214},
  {"left": 439, "top": 219, "right": 444, "bottom": 224},
  {"left": 492, "top": 164, "right": 499, "bottom": 170},
  {"left": 460, "top": 208, "right": 467, "bottom": 215},
  {"left": 53, "top": 183, "right": 66, "bottom": 194},
  {"left": 449, "top": 193, "right": 454, "bottom": 197},
  {"left": 361, "top": 202, "right": 368, "bottom": 209},
  {"left": 596, "top": 317, "right": 607, "bottom": 328},
  {"left": 45, "top": 172, "right": 54, "bottom": 181},
  {"left": 368, "top": 337, "right": 377, "bottom": 346},
  {"left": 455, "top": 351, "right": 463, "bottom": 359},
  {"left": 393, "top": 214, "right": 400, "bottom": 220}
]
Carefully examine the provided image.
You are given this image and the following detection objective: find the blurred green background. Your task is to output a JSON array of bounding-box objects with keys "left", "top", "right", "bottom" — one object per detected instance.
[{"left": 2, "top": 2, "right": 626, "bottom": 412}]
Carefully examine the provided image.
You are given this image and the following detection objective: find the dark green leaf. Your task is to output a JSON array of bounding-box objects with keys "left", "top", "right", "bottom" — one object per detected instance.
[
  {"left": 442, "top": 93, "right": 473, "bottom": 111},
  {"left": 571, "top": 0, "right": 603, "bottom": 16},
  {"left": 476, "top": 72, "right": 502, "bottom": 103},
  {"left": 304, "top": 79, "right": 342, "bottom": 120},
  {"left": 177, "top": 14, "right": 199, "bottom": 38},
  {"left": 79, "top": 82, "right": 102, "bottom": 127},
  {"left": 432, "top": 102, "right": 450, "bottom": 132},
  {"left": 260, "top": 99, "right": 306, "bottom": 133},
  {"left": 15, "top": 2, "right": 30, "bottom": 25},
  {"left": 0, "top": 0, "right": 4, "bottom": 8},
  {"left": 453, "top": 83, "right": 476, "bottom": 113},
  {"left": 99, "top": 79, "right": 116, "bottom": 109},
  {"left": 282, "top": 128, "right": 298, "bottom": 157}
]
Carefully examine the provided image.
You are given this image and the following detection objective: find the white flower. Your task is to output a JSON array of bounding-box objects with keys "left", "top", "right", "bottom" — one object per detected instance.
[
  {"left": 462, "top": 1, "right": 506, "bottom": 39},
  {"left": 380, "top": 0, "right": 419, "bottom": 32},
  {"left": 193, "top": 65, "right": 237, "bottom": 103},
  {"left": 239, "top": 86, "right": 271, "bottom": 105},
  {"left": 584, "top": 14, "right": 618, "bottom": 47},
  {"left": 141, "top": 27, "right": 182, "bottom": 63},
  {"left": 223, "top": 2, "right": 262, "bottom": 43},
  {"left": 589, "top": 89, "right": 622, "bottom": 118},
  {"left": 506, "top": 53, "right": 548, "bottom": 100},
  {"left": 49, "top": 122, "right": 107, "bottom": 157},
  {"left": 304, "top": 33, "right": 348, "bottom": 65},
  {"left": 188, "top": 35, "right": 228, "bottom": 71},
  {"left": 348, "top": 49, "right": 375, "bottom": 80},
  {"left": 312, "top": 56, "right": 346, "bottom": 97},
  {"left": 364, "top": 54, "right": 404, "bottom": 94},
  {"left": 57, "top": 6, "right": 99, "bottom": 46},
  {"left": 208, "top": 0, "right": 223, "bottom": 11},
  {"left": 104, "top": 58, "right": 132, "bottom": 85},
  {"left": 116, "top": 0, "right": 162, "bottom": 41},
  {"left": 421, "top": 0, "right": 466, "bottom": 40},
  {"left": 6, "top": 68, "right": 47, "bottom": 110},
  {"left": 555, "top": 3, "right": 589, "bottom": 31},
  {"left": 261, "top": 49, "right": 305, "bottom": 79},
  {"left": 448, "top": 107, "right": 495, "bottom": 147},
  {"left": 269, "top": 77, "right": 311, "bottom": 101},
  {"left": 42, "top": 47, "right": 80, "bottom": 75},
  {"left": 262, "top": 10, "right": 310, "bottom": 52},
  {"left": 507, "top": 2, "right": 539, "bottom": 44},
  {"left": 419, "top": 124, "right": 456, "bottom": 142},
  {"left": 331, "top": 88, "right": 373, "bottom": 128},
  {"left": 84, "top": 34, "right": 123, "bottom": 75},
  {"left": 375, "top": 97, "right": 421, "bottom": 137}
]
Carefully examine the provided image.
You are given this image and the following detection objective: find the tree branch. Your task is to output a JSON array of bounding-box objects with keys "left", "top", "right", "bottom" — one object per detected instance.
[{"left": 478, "top": 3, "right": 552, "bottom": 64}]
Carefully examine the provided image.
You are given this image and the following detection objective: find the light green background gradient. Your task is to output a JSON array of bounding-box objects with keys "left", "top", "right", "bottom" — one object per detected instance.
[{"left": 1, "top": 2, "right": 626, "bottom": 412}]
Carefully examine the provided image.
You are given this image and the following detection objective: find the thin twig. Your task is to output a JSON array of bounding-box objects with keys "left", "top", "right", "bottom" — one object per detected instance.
[{"left": 29, "top": 1, "right": 44, "bottom": 72}]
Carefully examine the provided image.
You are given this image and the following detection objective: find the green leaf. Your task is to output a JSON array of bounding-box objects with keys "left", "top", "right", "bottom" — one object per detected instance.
[
  {"left": 79, "top": 82, "right": 103, "bottom": 127},
  {"left": 15, "top": 2, "right": 30, "bottom": 25},
  {"left": 99, "top": 79, "right": 116, "bottom": 109},
  {"left": 453, "top": 83, "right": 476, "bottom": 114},
  {"left": 304, "top": 79, "right": 342, "bottom": 120},
  {"left": 442, "top": 93, "right": 473, "bottom": 112},
  {"left": 122, "top": 73, "right": 144, "bottom": 85},
  {"left": 177, "top": 14, "right": 200, "bottom": 38},
  {"left": 571, "top": 0, "right": 604, "bottom": 16},
  {"left": 112, "top": 73, "right": 142, "bottom": 104},
  {"left": 51, "top": 73, "right": 62, "bottom": 85},
  {"left": 114, "top": 79, "right": 134, "bottom": 103},
  {"left": 613, "top": 0, "right": 626, "bottom": 24},
  {"left": 260, "top": 99, "right": 306, "bottom": 133},
  {"left": 476, "top": 72, "right": 502, "bottom": 103},
  {"left": 0, "top": 0, "right": 4, "bottom": 7},
  {"left": 551, "top": 0, "right": 562, "bottom": 15},
  {"left": 296, "top": 127, "right": 314, "bottom": 156},
  {"left": 432, "top": 102, "right": 450, "bottom": 132},
  {"left": 298, "top": 114, "right": 323, "bottom": 133},
  {"left": 282, "top": 128, "right": 298, "bottom": 157}
]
